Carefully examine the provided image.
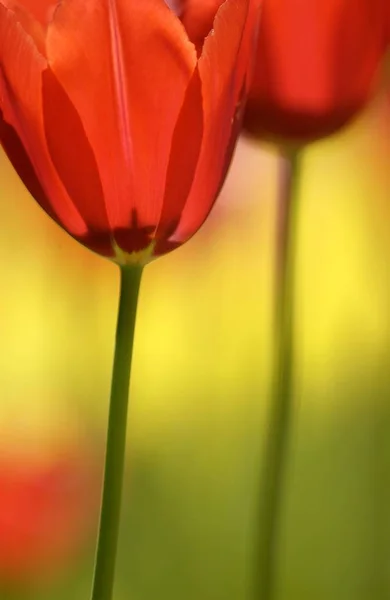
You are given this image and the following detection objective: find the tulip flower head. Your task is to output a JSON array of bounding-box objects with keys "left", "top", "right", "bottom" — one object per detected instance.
[
  {"left": 178, "top": 0, "right": 388, "bottom": 144},
  {"left": 0, "top": 0, "right": 260, "bottom": 264}
]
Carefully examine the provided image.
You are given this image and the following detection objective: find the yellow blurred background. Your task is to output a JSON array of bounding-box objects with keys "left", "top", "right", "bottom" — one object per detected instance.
[{"left": 0, "top": 85, "right": 389, "bottom": 600}]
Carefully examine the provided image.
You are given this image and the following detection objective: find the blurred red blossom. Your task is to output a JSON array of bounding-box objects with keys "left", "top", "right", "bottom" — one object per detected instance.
[
  {"left": 177, "top": 0, "right": 388, "bottom": 143},
  {"left": 0, "top": 0, "right": 259, "bottom": 264},
  {"left": 0, "top": 447, "right": 100, "bottom": 587}
]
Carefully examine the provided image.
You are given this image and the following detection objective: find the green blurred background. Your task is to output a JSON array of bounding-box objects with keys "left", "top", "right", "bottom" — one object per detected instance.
[{"left": 0, "top": 85, "right": 389, "bottom": 600}]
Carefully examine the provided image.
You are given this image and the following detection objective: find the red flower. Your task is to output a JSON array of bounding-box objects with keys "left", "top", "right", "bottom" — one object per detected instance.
[
  {"left": 0, "top": 0, "right": 260, "bottom": 264},
  {"left": 245, "top": 0, "right": 388, "bottom": 141},
  {"left": 0, "top": 448, "right": 100, "bottom": 587},
  {"left": 177, "top": 0, "right": 388, "bottom": 143}
]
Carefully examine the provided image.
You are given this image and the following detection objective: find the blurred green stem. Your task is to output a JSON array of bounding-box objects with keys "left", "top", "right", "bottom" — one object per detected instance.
[
  {"left": 256, "top": 149, "right": 301, "bottom": 600},
  {"left": 91, "top": 265, "right": 143, "bottom": 600}
]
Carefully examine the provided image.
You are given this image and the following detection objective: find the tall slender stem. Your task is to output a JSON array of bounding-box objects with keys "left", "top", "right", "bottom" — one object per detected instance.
[
  {"left": 255, "top": 149, "right": 301, "bottom": 600},
  {"left": 91, "top": 265, "right": 143, "bottom": 600}
]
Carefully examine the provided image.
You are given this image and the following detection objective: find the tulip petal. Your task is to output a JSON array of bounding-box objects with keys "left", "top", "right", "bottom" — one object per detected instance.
[
  {"left": 0, "top": 3, "right": 87, "bottom": 237},
  {"left": 332, "top": 0, "right": 386, "bottom": 109},
  {"left": 1, "top": 0, "right": 47, "bottom": 54},
  {"left": 47, "top": 0, "right": 197, "bottom": 239},
  {"left": 0, "top": 109, "right": 53, "bottom": 216},
  {"left": 181, "top": 0, "right": 224, "bottom": 52},
  {"left": 155, "top": 66, "right": 203, "bottom": 240},
  {"left": 42, "top": 70, "right": 109, "bottom": 234},
  {"left": 2, "top": 0, "right": 57, "bottom": 27},
  {"left": 173, "top": 0, "right": 258, "bottom": 242}
]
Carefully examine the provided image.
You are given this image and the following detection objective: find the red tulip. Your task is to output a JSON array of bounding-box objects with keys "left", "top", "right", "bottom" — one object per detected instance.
[
  {"left": 177, "top": 0, "right": 388, "bottom": 143},
  {"left": 245, "top": 0, "right": 388, "bottom": 141},
  {"left": 0, "top": 448, "right": 100, "bottom": 587},
  {"left": 0, "top": 0, "right": 260, "bottom": 263}
]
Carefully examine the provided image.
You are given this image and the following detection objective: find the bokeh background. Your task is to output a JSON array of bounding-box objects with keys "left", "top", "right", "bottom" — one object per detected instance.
[{"left": 0, "top": 80, "right": 389, "bottom": 599}]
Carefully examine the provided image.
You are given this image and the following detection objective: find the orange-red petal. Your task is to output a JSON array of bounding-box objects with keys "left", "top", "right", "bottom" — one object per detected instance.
[
  {"left": 0, "top": 109, "right": 53, "bottom": 215},
  {"left": 181, "top": 0, "right": 224, "bottom": 52},
  {"left": 155, "top": 66, "right": 203, "bottom": 240},
  {"left": 42, "top": 70, "right": 109, "bottom": 234},
  {"left": 0, "top": 0, "right": 47, "bottom": 53},
  {"left": 47, "top": 0, "right": 197, "bottom": 241},
  {"left": 4, "top": 0, "right": 57, "bottom": 27},
  {"left": 0, "top": 2, "right": 87, "bottom": 237},
  {"left": 174, "top": 0, "right": 259, "bottom": 242}
]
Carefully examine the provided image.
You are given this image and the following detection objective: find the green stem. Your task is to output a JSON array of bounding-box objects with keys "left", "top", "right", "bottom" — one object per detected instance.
[
  {"left": 91, "top": 265, "right": 143, "bottom": 600},
  {"left": 255, "top": 149, "right": 301, "bottom": 600}
]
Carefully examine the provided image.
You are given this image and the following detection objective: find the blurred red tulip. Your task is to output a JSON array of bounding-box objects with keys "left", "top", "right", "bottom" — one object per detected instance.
[
  {"left": 0, "top": 0, "right": 260, "bottom": 264},
  {"left": 0, "top": 448, "right": 100, "bottom": 588},
  {"left": 244, "top": 0, "right": 388, "bottom": 141},
  {"left": 177, "top": 0, "right": 388, "bottom": 143}
]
